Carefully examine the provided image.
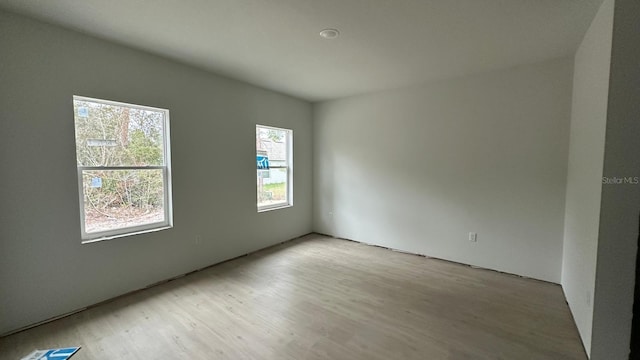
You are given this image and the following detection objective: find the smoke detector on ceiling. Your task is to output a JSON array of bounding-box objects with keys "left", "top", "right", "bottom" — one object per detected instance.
[{"left": 319, "top": 28, "right": 340, "bottom": 39}]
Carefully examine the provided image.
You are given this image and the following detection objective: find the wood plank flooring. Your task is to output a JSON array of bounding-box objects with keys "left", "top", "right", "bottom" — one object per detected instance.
[{"left": 0, "top": 234, "right": 586, "bottom": 359}]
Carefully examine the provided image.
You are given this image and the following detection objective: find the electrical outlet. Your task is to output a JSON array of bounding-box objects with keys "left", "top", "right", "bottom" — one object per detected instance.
[
  {"left": 195, "top": 235, "right": 202, "bottom": 245},
  {"left": 469, "top": 232, "right": 477, "bottom": 242}
]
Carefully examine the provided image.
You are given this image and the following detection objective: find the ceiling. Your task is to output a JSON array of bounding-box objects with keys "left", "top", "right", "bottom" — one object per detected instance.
[{"left": 0, "top": 0, "right": 603, "bottom": 102}]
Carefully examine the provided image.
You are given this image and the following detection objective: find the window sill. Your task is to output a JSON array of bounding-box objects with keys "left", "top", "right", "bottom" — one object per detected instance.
[
  {"left": 81, "top": 225, "right": 172, "bottom": 244},
  {"left": 258, "top": 204, "right": 293, "bottom": 213}
]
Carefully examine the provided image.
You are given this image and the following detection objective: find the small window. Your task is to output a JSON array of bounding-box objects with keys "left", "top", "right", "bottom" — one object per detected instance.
[
  {"left": 256, "top": 125, "right": 292, "bottom": 211},
  {"left": 73, "top": 96, "right": 173, "bottom": 242}
]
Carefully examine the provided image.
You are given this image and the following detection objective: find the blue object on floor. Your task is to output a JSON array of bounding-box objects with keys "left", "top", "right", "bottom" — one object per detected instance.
[{"left": 21, "top": 347, "right": 80, "bottom": 360}]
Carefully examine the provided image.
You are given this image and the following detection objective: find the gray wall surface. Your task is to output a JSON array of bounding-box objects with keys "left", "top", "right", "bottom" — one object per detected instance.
[
  {"left": 313, "top": 58, "right": 573, "bottom": 283},
  {"left": 590, "top": 0, "right": 640, "bottom": 358},
  {"left": 0, "top": 11, "right": 313, "bottom": 335},
  {"left": 561, "top": 0, "right": 614, "bottom": 354}
]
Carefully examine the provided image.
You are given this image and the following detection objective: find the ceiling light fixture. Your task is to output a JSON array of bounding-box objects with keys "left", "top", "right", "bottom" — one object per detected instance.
[{"left": 319, "top": 28, "right": 340, "bottom": 40}]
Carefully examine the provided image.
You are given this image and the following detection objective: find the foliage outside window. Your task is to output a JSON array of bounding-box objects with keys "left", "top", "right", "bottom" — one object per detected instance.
[
  {"left": 256, "top": 125, "right": 292, "bottom": 211},
  {"left": 73, "top": 96, "right": 172, "bottom": 242}
]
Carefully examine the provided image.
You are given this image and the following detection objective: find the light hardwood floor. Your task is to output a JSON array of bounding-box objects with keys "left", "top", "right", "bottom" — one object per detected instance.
[{"left": 0, "top": 234, "right": 586, "bottom": 359}]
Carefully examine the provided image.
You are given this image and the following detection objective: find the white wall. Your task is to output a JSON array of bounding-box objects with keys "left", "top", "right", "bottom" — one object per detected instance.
[
  {"left": 561, "top": 0, "right": 614, "bottom": 355},
  {"left": 0, "top": 11, "right": 313, "bottom": 335},
  {"left": 590, "top": 0, "right": 640, "bottom": 358},
  {"left": 313, "top": 58, "right": 573, "bottom": 283}
]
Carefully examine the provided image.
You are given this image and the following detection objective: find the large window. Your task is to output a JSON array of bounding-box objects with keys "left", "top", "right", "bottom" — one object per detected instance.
[
  {"left": 73, "top": 96, "right": 172, "bottom": 242},
  {"left": 256, "top": 125, "right": 292, "bottom": 211}
]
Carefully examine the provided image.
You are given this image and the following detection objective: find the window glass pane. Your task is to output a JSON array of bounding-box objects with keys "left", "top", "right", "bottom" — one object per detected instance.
[
  {"left": 74, "top": 99, "right": 165, "bottom": 167},
  {"left": 257, "top": 168, "right": 288, "bottom": 208},
  {"left": 81, "top": 169, "right": 165, "bottom": 233},
  {"left": 256, "top": 127, "right": 287, "bottom": 166}
]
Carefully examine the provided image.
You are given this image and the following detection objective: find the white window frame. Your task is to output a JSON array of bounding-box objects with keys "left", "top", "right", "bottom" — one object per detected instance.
[
  {"left": 256, "top": 124, "right": 293, "bottom": 212},
  {"left": 73, "top": 96, "right": 173, "bottom": 243}
]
